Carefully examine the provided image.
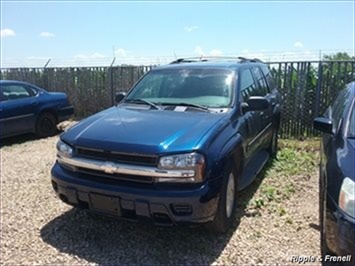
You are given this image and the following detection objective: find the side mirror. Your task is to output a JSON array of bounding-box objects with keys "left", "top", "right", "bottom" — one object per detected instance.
[
  {"left": 313, "top": 117, "right": 333, "bottom": 134},
  {"left": 242, "top": 96, "right": 270, "bottom": 113},
  {"left": 115, "top": 92, "right": 126, "bottom": 104}
]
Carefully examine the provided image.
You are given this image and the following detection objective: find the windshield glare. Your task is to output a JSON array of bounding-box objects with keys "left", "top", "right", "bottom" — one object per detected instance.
[{"left": 125, "top": 68, "right": 234, "bottom": 108}]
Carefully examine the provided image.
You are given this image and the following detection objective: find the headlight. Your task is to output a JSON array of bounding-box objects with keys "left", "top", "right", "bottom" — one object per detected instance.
[
  {"left": 157, "top": 152, "right": 205, "bottom": 183},
  {"left": 339, "top": 177, "right": 355, "bottom": 218},
  {"left": 159, "top": 153, "right": 205, "bottom": 169},
  {"left": 56, "top": 139, "right": 73, "bottom": 158}
]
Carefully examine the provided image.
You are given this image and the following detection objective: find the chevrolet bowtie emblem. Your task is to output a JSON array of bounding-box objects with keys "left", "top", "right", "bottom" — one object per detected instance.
[{"left": 101, "top": 162, "right": 117, "bottom": 174}]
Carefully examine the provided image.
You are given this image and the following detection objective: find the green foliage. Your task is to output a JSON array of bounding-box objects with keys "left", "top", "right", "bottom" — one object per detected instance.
[
  {"left": 268, "top": 53, "right": 354, "bottom": 138},
  {"left": 254, "top": 198, "right": 265, "bottom": 209},
  {"left": 286, "top": 217, "right": 293, "bottom": 224},
  {"left": 323, "top": 52, "right": 354, "bottom": 61},
  {"left": 246, "top": 139, "right": 319, "bottom": 216},
  {"left": 261, "top": 186, "right": 279, "bottom": 202},
  {"left": 278, "top": 207, "right": 286, "bottom": 216},
  {"left": 319, "top": 52, "right": 354, "bottom": 112}
]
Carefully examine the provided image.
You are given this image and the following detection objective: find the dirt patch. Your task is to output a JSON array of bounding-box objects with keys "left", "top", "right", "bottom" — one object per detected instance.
[{"left": 0, "top": 136, "right": 321, "bottom": 265}]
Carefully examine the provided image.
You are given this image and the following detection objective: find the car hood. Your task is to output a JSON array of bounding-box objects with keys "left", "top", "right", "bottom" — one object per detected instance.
[
  {"left": 339, "top": 138, "right": 355, "bottom": 181},
  {"left": 61, "top": 106, "right": 226, "bottom": 154}
]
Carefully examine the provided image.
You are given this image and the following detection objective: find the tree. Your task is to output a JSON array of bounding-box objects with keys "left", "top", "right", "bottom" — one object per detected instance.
[
  {"left": 323, "top": 52, "right": 354, "bottom": 61},
  {"left": 319, "top": 52, "right": 355, "bottom": 112}
]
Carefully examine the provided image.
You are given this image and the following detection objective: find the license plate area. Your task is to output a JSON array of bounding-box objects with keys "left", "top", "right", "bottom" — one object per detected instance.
[{"left": 89, "top": 193, "right": 121, "bottom": 216}]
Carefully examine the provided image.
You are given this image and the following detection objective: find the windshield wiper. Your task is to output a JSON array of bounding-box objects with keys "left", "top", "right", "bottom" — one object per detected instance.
[
  {"left": 158, "top": 102, "right": 210, "bottom": 112},
  {"left": 124, "top": 99, "right": 161, "bottom": 110}
]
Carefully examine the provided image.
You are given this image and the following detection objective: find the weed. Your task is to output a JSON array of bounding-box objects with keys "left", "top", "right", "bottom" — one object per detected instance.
[
  {"left": 286, "top": 217, "right": 293, "bottom": 224},
  {"left": 278, "top": 207, "right": 286, "bottom": 216},
  {"left": 254, "top": 199, "right": 265, "bottom": 209},
  {"left": 263, "top": 186, "right": 277, "bottom": 202}
]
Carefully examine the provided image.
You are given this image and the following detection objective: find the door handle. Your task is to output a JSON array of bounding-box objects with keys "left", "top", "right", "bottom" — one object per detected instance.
[{"left": 31, "top": 101, "right": 39, "bottom": 106}]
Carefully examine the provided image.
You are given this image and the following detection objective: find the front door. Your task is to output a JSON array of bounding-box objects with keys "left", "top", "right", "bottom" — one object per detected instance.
[{"left": 0, "top": 83, "right": 38, "bottom": 138}]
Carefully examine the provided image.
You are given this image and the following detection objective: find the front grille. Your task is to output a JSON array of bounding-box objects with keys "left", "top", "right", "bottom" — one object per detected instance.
[
  {"left": 76, "top": 148, "right": 158, "bottom": 166},
  {"left": 76, "top": 167, "right": 154, "bottom": 184}
]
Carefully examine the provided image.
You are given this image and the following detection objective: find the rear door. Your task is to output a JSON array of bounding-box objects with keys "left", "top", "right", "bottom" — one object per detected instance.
[{"left": 0, "top": 83, "right": 38, "bottom": 137}]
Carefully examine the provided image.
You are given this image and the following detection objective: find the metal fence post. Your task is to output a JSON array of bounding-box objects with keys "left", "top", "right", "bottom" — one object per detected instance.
[
  {"left": 109, "top": 58, "right": 116, "bottom": 106},
  {"left": 315, "top": 61, "right": 323, "bottom": 117}
]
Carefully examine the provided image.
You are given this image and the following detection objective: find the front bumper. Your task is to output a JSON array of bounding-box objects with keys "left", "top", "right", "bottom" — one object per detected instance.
[
  {"left": 51, "top": 162, "right": 221, "bottom": 226},
  {"left": 325, "top": 201, "right": 355, "bottom": 258}
]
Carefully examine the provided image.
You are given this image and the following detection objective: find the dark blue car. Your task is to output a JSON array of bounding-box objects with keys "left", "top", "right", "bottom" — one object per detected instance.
[
  {"left": 314, "top": 82, "right": 355, "bottom": 262},
  {"left": 0, "top": 80, "right": 74, "bottom": 139},
  {"left": 51, "top": 57, "right": 281, "bottom": 232}
]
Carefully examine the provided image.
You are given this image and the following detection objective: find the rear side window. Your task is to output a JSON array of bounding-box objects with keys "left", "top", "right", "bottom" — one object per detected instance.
[
  {"left": 260, "top": 64, "right": 276, "bottom": 91},
  {"left": 28, "top": 85, "right": 39, "bottom": 95},
  {"left": 251, "top": 66, "right": 269, "bottom": 96},
  {"left": 239, "top": 68, "right": 258, "bottom": 101}
]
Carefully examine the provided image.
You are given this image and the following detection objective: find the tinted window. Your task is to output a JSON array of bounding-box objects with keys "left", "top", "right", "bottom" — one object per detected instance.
[
  {"left": 126, "top": 68, "right": 234, "bottom": 108},
  {"left": 251, "top": 66, "right": 269, "bottom": 96},
  {"left": 260, "top": 64, "right": 276, "bottom": 91},
  {"left": 0, "top": 84, "right": 31, "bottom": 101},
  {"left": 330, "top": 88, "right": 351, "bottom": 131},
  {"left": 239, "top": 68, "right": 258, "bottom": 101},
  {"left": 28, "top": 85, "right": 39, "bottom": 95}
]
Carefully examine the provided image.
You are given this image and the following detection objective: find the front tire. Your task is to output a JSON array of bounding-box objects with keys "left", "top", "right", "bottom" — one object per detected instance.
[
  {"left": 35, "top": 112, "right": 57, "bottom": 138},
  {"left": 207, "top": 162, "right": 238, "bottom": 233}
]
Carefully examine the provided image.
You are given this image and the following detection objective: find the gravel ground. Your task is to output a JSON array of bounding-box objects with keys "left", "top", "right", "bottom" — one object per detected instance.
[{"left": 1, "top": 129, "right": 322, "bottom": 265}]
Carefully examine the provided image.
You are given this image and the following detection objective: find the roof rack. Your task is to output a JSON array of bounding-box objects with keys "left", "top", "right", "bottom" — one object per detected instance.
[
  {"left": 169, "top": 56, "right": 263, "bottom": 64},
  {"left": 237, "top": 57, "right": 264, "bottom": 63}
]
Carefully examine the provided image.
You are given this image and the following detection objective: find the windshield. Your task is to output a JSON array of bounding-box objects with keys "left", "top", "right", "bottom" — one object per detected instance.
[
  {"left": 348, "top": 105, "right": 355, "bottom": 138},
  {"left": 125, "top": 68, "right": 234, "bottom": 108}
]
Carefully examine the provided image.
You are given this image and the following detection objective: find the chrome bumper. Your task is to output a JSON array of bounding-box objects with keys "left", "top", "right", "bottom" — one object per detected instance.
[{"left": 57, "top": 156, "right": 195, "bottom": 179}]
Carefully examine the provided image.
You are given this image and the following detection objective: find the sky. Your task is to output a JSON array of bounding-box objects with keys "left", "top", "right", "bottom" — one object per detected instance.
[{"left": 1, "top": 1, "right": 354, "bottom": 67}]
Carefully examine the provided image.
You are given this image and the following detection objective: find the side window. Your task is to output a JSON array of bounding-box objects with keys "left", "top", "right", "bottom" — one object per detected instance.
[
  {"left": 239, "top": 68, "right": 258, "bottom": 101},
  {"left": 0, "top": 88, "right": 6, "bottom": 102},
  {"left": 331, "top": 89, "right": 350, "bottom": 131},
  {"left": 1, "top": 85, "right": 32, "bottom": 101},
  {"left": 28, "top": 85, "right": 39, "bottom": 96},
  {"left": 260, "top": 64, "right": 276, "bottom": 91},
  {"left": 251, "top": 66, "right": 269, "bottom": 96}
]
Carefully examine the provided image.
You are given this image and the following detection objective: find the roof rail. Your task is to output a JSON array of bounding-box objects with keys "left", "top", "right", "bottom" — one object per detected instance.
[
  {"left": 169, "top": 56, "right": 264, "bottom": 64},
  {"left": 237, "top": 57, "right": 264, "bottom": 63},
  {"left": 169, "top": 58, "right": 201, "bottom": 64}
]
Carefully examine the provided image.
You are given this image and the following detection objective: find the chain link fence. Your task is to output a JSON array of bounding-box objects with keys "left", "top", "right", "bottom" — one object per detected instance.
[{"left": 1, "top": 60, "right": 354, "bottom": 138}]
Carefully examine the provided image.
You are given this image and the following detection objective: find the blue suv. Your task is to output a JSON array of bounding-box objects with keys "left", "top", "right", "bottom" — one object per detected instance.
[{"left": 51, "top": 57, "right": 281, "bottom": 232}]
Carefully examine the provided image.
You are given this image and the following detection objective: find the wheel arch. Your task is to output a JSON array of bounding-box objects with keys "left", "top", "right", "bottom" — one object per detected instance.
[
  {"left": 216, "top": 133, "right": 245, "bottom": 180},
  {"left": 37, "top": 108, "right": 58, "bottom": 122}
]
